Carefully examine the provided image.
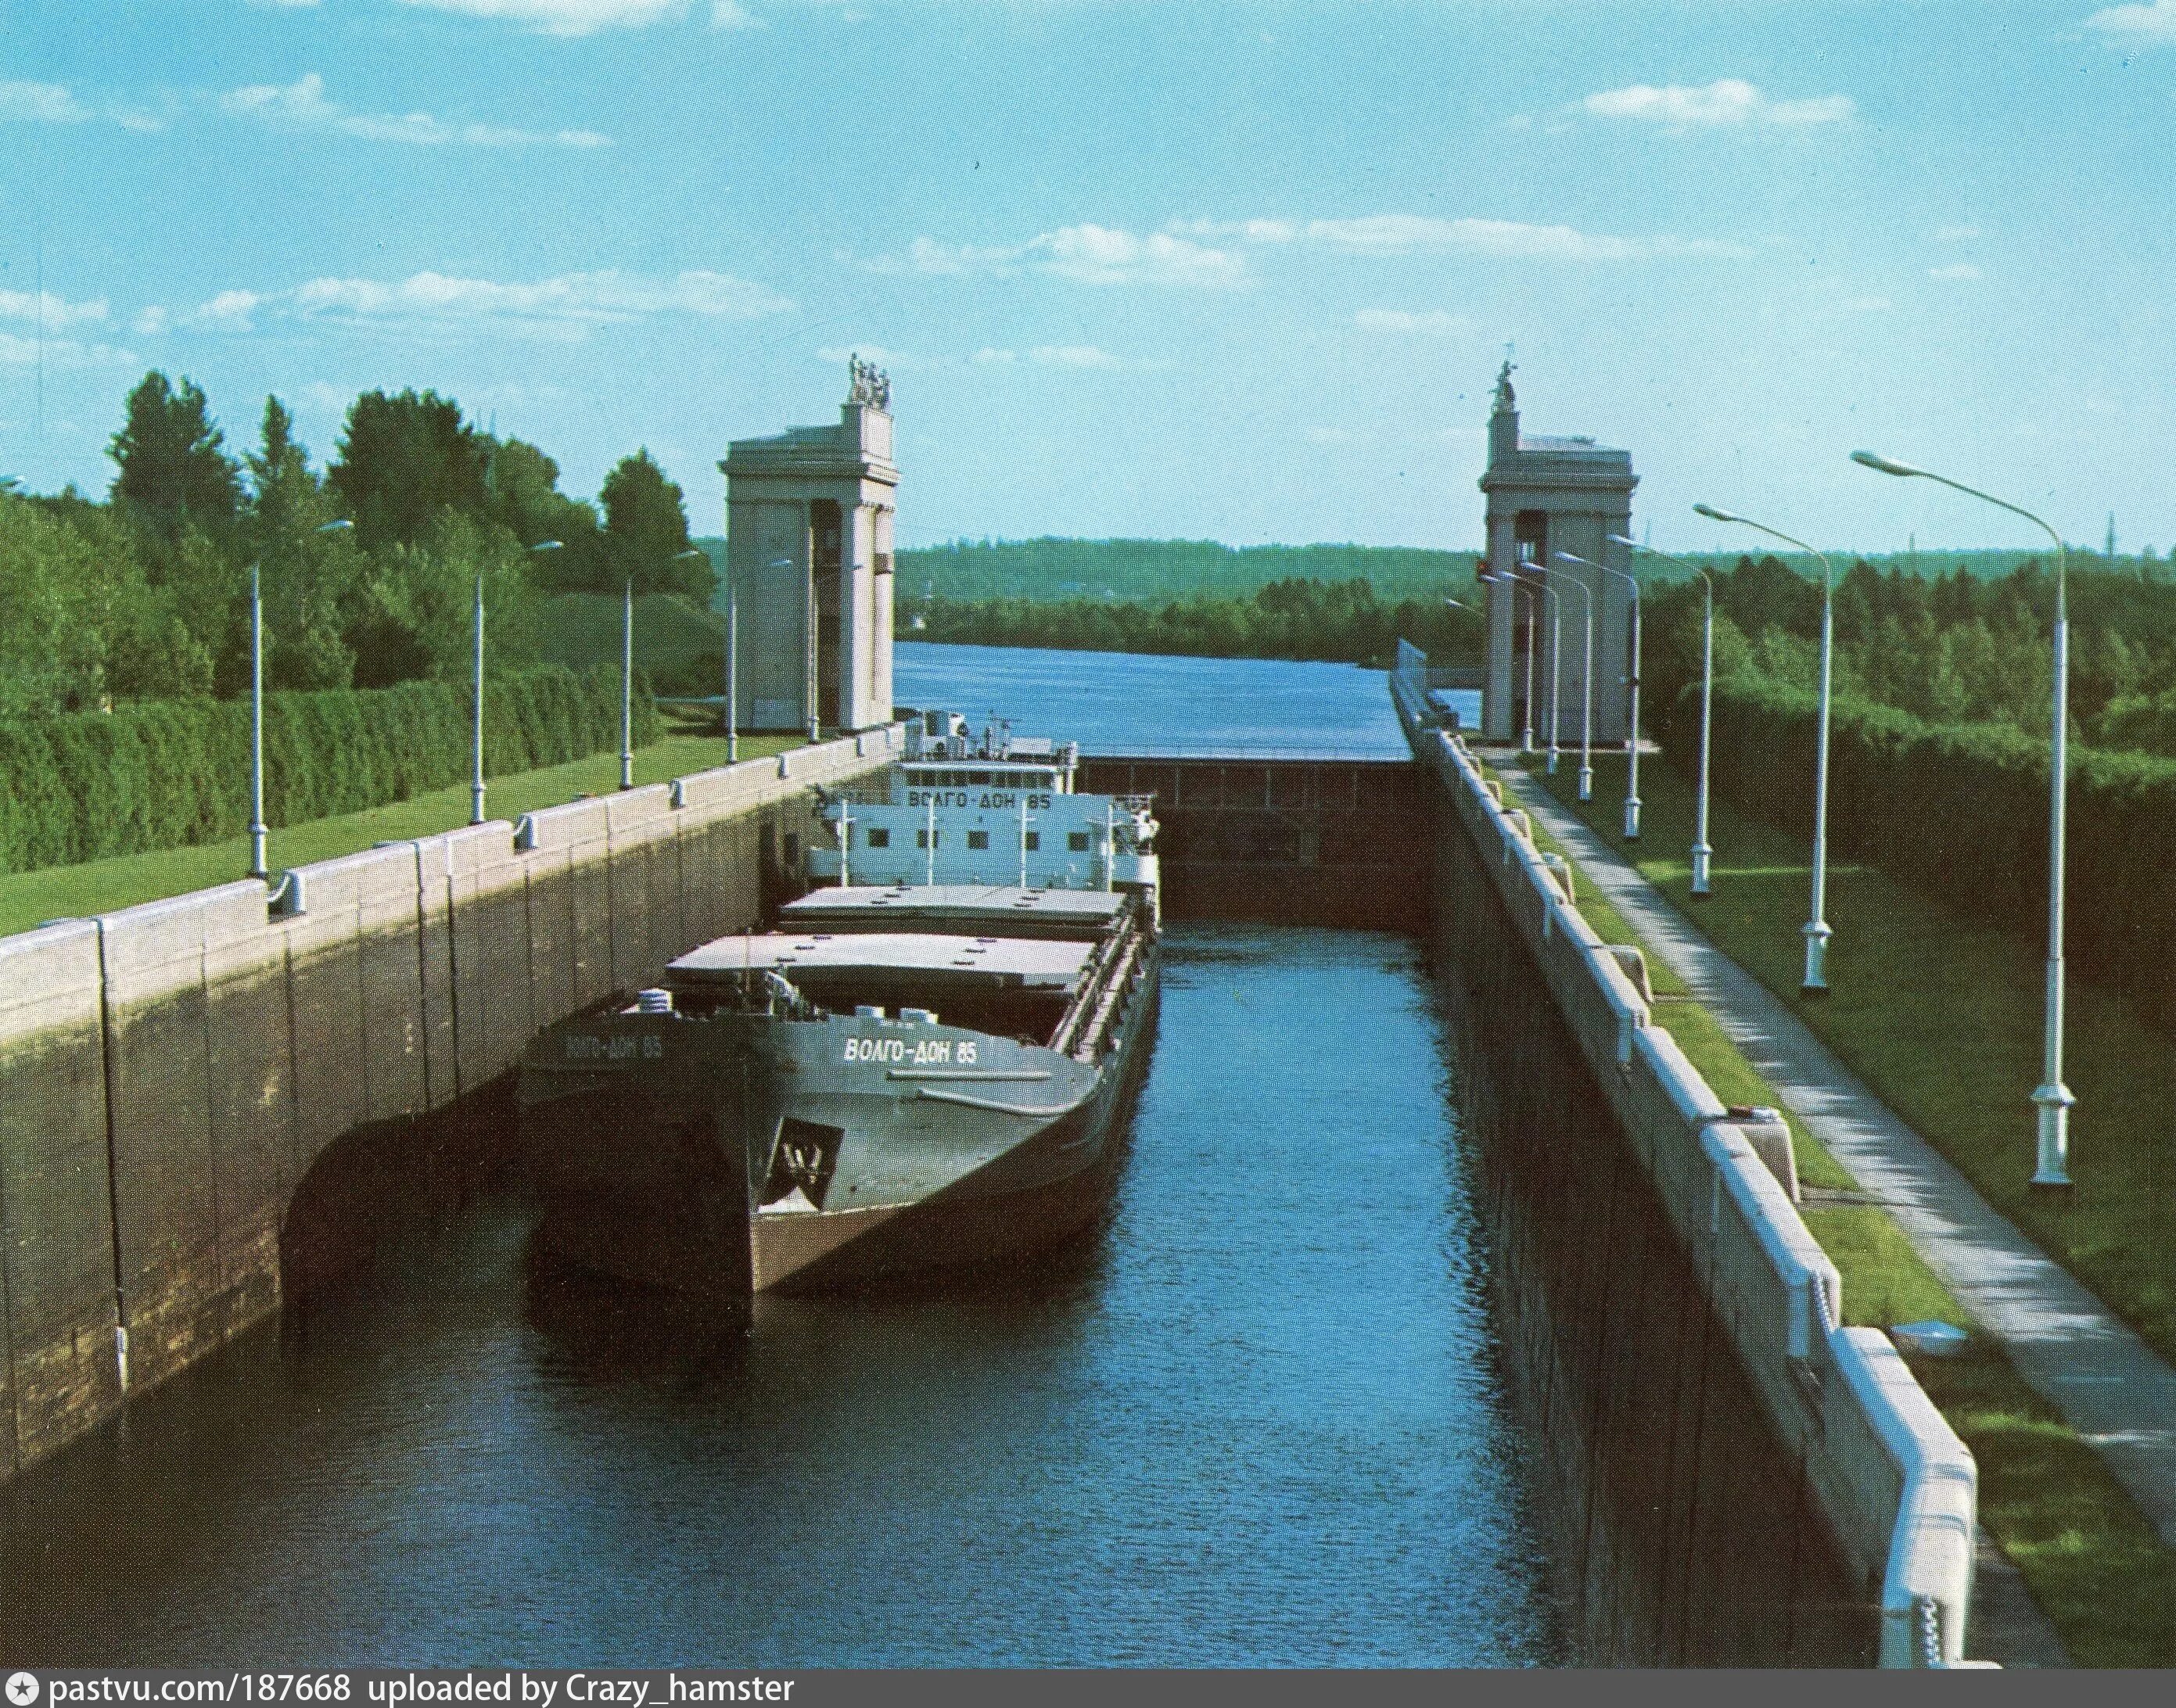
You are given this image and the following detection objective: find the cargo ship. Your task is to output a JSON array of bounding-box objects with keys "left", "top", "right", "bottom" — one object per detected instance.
[{"left": 519, "top": 714, "right": 1160, "bottom": 1295}]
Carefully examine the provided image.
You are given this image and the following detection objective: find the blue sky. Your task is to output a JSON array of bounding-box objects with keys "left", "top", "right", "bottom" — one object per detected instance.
[{"left": 2, "top": 0, "right": 2172, "bottom": 554}]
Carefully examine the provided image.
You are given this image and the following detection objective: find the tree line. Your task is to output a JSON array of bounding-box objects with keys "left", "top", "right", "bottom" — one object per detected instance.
[
  {"left": 915, "top": 574, "right": 1485, "bottom": 668},
  {"left": 1640, "top": 554, "right": 2176, "bottom": 758},
  {"left": 1, "top": 371, "right": 714, "bottom": 719},
  {"left": 898, "top": 537, "right": 1470, "bottom": 605}
]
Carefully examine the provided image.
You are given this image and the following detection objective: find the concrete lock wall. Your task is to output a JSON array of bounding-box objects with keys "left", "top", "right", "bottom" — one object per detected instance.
[
  {"left": 0, "top": 727, "right": 900, "bottom": 1482},
  {"left": 1391, "top": 661, "right": 1981, "bottom": 1669}
]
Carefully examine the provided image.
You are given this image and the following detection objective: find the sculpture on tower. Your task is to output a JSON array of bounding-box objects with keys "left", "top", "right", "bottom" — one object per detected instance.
[{"left": 848, "top": 353, "right": 892, "bottom": 413}]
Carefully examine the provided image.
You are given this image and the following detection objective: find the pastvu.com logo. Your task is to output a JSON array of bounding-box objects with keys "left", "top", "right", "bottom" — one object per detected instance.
[{"left": 6, "top": 1672, "right": 38, "bottom": 1706}]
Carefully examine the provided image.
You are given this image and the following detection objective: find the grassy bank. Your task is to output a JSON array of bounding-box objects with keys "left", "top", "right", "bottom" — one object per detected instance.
[
  {"left": 1524, "top": 747, "right": 2172, "bottom": 1367},
  {"left": 0, "top": 727, "right": 800, "bottom": 939},
  {"left": 1486, "top": 759, "right": 2175, "bottom": 1666}
]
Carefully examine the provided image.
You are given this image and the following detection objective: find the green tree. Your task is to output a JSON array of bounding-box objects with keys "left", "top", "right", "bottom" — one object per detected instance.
[
  {"left": 484, "top": 436, "right": 605, "bottom": 587},
  {"left": 239, "top": 396, "right": 361, "bottom": 691},
  {"left": 329, "top": 389, "right": 490, "bottom": 550},
  {"left": 107, "top": 371, "right": 243, "bottom": 532},
  {"left": 350, "top": 509, "right": 539, "bottom": 688},
  {"left": 600, "top": 447, "right": 705, "bottom": 597}
]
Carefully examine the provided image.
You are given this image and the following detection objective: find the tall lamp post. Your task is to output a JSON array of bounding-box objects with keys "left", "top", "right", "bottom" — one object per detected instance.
[
  {"left": 1510, "top": 569, "right": 1564, "bottom": 773},
  {"left": 1694, "top": 503, "right": 1834, "bottom": 991},
  {"left": 1548, "top": 553, "right": 1596, "bottom": 802},
  {"left": 1852, "top": 450, "right": 2074, "bottom": 1193},
  {"left": 1611, "top": 534, "right": 1717, "bottom": 894},
  {"left": 619, "top": 576, "right": 636, "bottom": 791},
  {"left": 1485, "top": 570, "right": 1554, "bottom": 767},
  {"left": 476, "top": 538, "right": 564, "bottom": 826},
  {"left": 1559, "top": 549, "right": 1643, "bottom": 838},
  {"left": 246, "top": 518, "right": 354, "bottom": 879}
]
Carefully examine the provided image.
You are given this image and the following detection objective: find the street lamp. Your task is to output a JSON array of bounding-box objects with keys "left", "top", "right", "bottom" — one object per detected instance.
[
  {"left": 1548, "top": 553, "right": 1596, "bottom": 802},
  {"left": 619, "top": 576, "right": 636, "bottom": 791},
  {"left": 1611, "top": 534, "right": 1717, "bottom": 894},
  {"left": 1447, "top": 590, "right": 1534, "bottom": 741},
  {"left": 246, "top": 518, "right": 354, "bottom": 879},
  {"left": 1489, "top": 569, "right": 1559, "bottom": 770},
  {"left": 1693, "top": 503, "right": 1834, "bottom": 992},
  {"left": 1559, "top": 549, "right": 1642, "bottom": 838},
  {"left": 1852, "top": 450, "right": 2074, "bottom": 1193},
  {"left": 479, "top": 539, "right": 563, "bottom": 825}
]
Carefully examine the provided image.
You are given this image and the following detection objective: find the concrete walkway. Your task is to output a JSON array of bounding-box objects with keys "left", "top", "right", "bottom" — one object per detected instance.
[{"left": 1503, "top": 772, "right": 2176, "bottom": 1657}]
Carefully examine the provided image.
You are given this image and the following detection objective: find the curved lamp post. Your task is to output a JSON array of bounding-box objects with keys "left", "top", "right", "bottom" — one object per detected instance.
[
  {"left": 1560, "top": 549, "right": 1642, "bottom": 838},
  {"left": 619, "top": 576, "right": 637, "bottom": 791},
  {"left": 1611, "top": 534, "right": 1716, "bottom": 893},
  {"left": 1496, "top": 569, "right": 1563, "bottom": 772},
  {"left": 1693, "top": 503, "right": 1834, "bottom": 991},
  {"left": 1548, "top": 553, "right": 1596, "bottom": 802},
  {"left": 247, "top": 518, "right": 355, "bottom": 879},
  {"left": 1852, "top": 450, "right": 2074, "bottom": 1193},
  {"left": 479, "top": 539, "right": 563, "bottom": 825}
]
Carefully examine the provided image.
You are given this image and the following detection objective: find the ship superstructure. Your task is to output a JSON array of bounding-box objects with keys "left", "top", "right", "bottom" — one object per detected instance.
[{"left": 808, "top": 709, "right": 1158, "bottom": 910}]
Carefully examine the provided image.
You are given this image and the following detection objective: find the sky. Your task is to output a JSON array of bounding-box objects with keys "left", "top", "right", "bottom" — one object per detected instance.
[{"left": 2, "top": 0, "right": 2172, "bottom": 555}]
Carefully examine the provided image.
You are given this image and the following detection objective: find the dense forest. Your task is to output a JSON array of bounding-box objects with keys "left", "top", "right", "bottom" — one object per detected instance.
[
  {"left": 895, "top": 537, "right": 1471, "bottom": 605},
  {"left": 1641, "top": 554, "right": 2176, "bottom": 756},
  {"left": 917, "top": 576, "right": 1484, "bottom": 669},
  {"left": 1, "top": 371, "right": 713, "bottom": 719}
]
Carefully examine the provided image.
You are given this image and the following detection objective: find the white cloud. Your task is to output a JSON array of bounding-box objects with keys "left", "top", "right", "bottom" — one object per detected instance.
[
  {"left": 0, "top": 331, "right": 138, "bottom": 369},
  {"left": 222, "top": 72, "right": 609, "bottom": 147},
  {"left": 1028, "top": 344, "right": 1121, "bottom": 368},
  {"left": 971, "top": 346, "right": 1017, "bottom": 364},
  {"left": 1185, "top": 214, "right": 1740, "bottom": 262},
  {"left": 1306, "top": 427, "right": 1356, "bottom": 445},
  {"left": 247, "top": 0, "right": 323, "bottom": 9},
  {"left": 711, "top": 0, "right": 763, "bottom": 24},
  {"left": 1039, "top": 225, "right": 1243, "bottom": 287},
  {"left": 1582, "top": 78, "right": 1855, "bottom": 128},
  {"left": 289, "top": 269, "right": 790, "bottom": 331},
  {"left": 2087, "top": 1, "right": 2176, "bottom": 43},
  {"left": 1932, "top": 224, "right": 1980, "bottom": 242},
  {"left": 1841, "top": 295, "right": 1893, "bottom": 312},
  {"left": 393, "top": 0, "right": 691, "bottom": 34},
  {"left": 0, "top": 80, "right": 91, "bottom": 124},
  {"left": 133, "top": 305, "right": 171, "bottom": 336},
  {"left": 0, "top": 290, "right": 110, "bottom": 329},
  {"left": 191, "top": 289, "right": 264, "bottom": 330},
  {"left": 1354, "top": 307, "right": 1470, "bottom": 336},
  {"left": 1929, "top": 263, "right": 1982, "bottom": 280},
  {"left": 174, "top": 269, "right": 789, "bottom": 340},
  {"left": 878, "top": 224, "right": 1245, "bottom": 288}
]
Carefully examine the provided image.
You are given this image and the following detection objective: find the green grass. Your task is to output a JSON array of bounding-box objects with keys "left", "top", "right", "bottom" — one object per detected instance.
[
  {"left": 1498, "top": 750, "right": 2176, "bottom": 1665},
  {"left": 1524, "top": 748, "right": 2174, "bottom": 1369},
  {"left": 0, "top": 728, "right": 802, "bottom": 937}
]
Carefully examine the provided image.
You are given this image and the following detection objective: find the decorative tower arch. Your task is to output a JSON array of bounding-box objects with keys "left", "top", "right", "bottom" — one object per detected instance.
[
  {"left": 1478, "top": 364, "right": 1639, "bottom": 744},
  {"left": 720, "top": 357, "right": 899, "bottom": 735}
]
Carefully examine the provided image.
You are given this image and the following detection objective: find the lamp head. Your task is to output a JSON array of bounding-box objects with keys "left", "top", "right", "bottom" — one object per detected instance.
[
  {"left": 315, "top": 518, "right": 354, "bottom": 536},
  {"left": 1692, "top": 502, "right": 1745, "bottom": 524},
  {"left": 1552, "top": 550, "right": 1596, "bottom": 569},
  {"left": 1851, "top": 449, "right": 1924, "bottom": 479},
  {"left": 528, "top": 539, "right": 565, "bottom": 553},
  {"left": 1606, "top": 533, "right": 1639, "bottom": 550}
]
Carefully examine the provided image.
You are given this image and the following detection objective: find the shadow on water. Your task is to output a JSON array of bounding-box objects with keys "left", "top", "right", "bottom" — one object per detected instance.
[{"left": 4, "top": 923, "right": 1563, "bottom": 1668}]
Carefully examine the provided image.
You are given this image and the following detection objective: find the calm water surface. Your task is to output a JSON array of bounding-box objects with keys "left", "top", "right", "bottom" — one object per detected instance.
[
  {"left": 1, "top": 928, "right": 1560, "bottom": 1667},
  {"left": 894, "top": 641, "right": 1479, "bottom": 759}
]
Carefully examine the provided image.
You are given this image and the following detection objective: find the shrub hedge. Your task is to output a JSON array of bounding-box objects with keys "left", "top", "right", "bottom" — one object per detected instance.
[
  {"left": 1662, "top": 676, "right": 2176, "bottom": 1029},
  {"left": 0, "top": 665, "right": 660, "bottom": 875}
]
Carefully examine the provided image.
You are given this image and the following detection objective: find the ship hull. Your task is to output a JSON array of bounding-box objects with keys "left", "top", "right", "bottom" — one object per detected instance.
[
  {"left": 753, "top": 960, "right": 1158, "bottom": 1292},
  {"left": 520, "top": 943, "right": 1158, "bottom": 1298}
]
